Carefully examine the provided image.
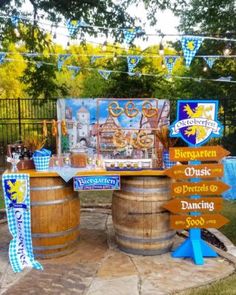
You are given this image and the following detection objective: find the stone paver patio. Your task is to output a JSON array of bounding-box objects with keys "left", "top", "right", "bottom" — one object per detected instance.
[{"left": 0, "top": 210, "right": 235, "bottom": 295}]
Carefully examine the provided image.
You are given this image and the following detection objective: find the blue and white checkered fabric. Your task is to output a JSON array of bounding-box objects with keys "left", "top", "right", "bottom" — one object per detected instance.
[
  {"left": 127, "top": 55, "right": 142, "bottom": 72},
  {"left": 66, "top": 20, "right": 89, "bottom": 37},
  {"left": 181, "top": 36, "right": 204, "bottom": 67},
  {"left": 203, "top": 56, "right": 217, "bottom": 69},
  {"left": 123, "top": 29, "right": 137, "bottom": 44},
  {"left": 163, "top": 151, "right": 176, "bottom": 169},
  {"left": 33, "top": 156, "right": 50, "bottom": 171},
  {"left": 164, "top": 56, "right": 178, "bottom": 74},
  {"left": 2, "top": 174, "right": 43, "bottom": 272}
]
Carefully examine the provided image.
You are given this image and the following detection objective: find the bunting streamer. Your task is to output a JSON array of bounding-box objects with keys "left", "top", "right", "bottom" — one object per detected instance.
[
  {"left": 57, "top": 54, "right": 71, "bottom": 70},
  {"left": 90, "top": 56, "right": 103, "bottom": 64},
  {"left": 181, "top": 36, "right": 204, "bottom": 67},
  {"left": 123, "top": 28, "right": 137, "bottom": 44},
  {"left": 66, "top": 20, "right": 89, "bottom": 37},
  {"left": 10, "top": 15, "right": 20, "bottom": 27},
  {"left": 203, "top": 56, "right": 217, "bottom": 68},
  {"left": 127, "top": 55, "right": 142, "bottom": 72},
  {"left": 67, "top": 65, "right": 81, "bottom": 78},
  {"left": 0, "top": 52, "right": 6, "bottom": 64},
  {"left": 164, "top": 56, "right": 178, "bottom": 74},
  {"left": 2, "top": 174, "right": 43, "bottom": 273},
  {"left": 98, "top": 70, "right": 111, "bottom": 80}
]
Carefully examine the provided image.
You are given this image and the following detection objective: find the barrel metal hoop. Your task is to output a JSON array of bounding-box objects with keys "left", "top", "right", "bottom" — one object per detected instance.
[
  {"left": 31, "top": 194, "right": 78, "bottom": 206},
  {"left": 118, "top": 245, "right": 172, "bottom": 256},
  {"left": 115, "top": 232, "right": 176, "bottom": 243},
  {"left": 34, "top": 239, "right": 79, "bottom": 259},
  {"left": 32, "top": 224, "right": 80, "bottom": 238},
  {"left": 121, "top": 185, "right": 170, "bottom": 194},
  {"left": 33, "top": 238, "right": 78, "bottom": 251},
  {"left": 30, "top": 185, "right": 66, "bottom": 191}
]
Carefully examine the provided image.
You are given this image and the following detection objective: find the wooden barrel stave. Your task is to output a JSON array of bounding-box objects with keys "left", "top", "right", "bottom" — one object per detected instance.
[
  {"left": 30, "top": 177, "right": 80, "bottom": 259},
  {"left": 112, "top": 176, "right": 175, "bottom": 255}
]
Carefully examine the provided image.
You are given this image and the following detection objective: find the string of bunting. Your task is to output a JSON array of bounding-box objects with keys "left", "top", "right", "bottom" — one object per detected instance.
[
  {"left": 0, "top": 50, "right": 235, "bottom": 75},
  {"left": 1, "top": 56, "right": 236, "bottom": 83},
  {"left": 1, "top": 13, "right": 236, "bottom": 43}
]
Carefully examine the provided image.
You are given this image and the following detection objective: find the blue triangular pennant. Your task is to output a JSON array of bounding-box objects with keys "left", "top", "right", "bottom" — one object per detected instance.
[
  {"left": 127, "top": 56, "right": 142, "bottom": 72},
  {"left": 98, "top": 70, "right": 111, "bottom": 80},
  {"left": 10, "top": 15, "right": 20, "bottom": 27},
  {"left": 67, "top": 66, "right": 81, "bottom": 78},
  {"left": 123, "top": 28, "right": 137, "bottom": 44},
  {"left": 90, "top": 56, "right": 103, "bottom": 64},
  {"left": 203, "top": 56, "right": 217, "bottom": 69},
  {"left": 0, "top": 52, "right": 7, "bottom": 64},
  {"left": 164, "top": 56, "right": 178, "bottom": 74},
  {"left": 66, "top": 20, "right": 89, "bottom": 37},
  {"left": 58, "top": 54, "right": 71, "bottom": 70},
  {"left": 181, "top": 36, "right": 204, "bottom": 67}
]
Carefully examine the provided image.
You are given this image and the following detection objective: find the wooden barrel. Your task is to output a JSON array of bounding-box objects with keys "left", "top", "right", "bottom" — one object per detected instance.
[
  {"left": 112, "top": 176, "right": 175, "bottom": 255},
  {"left": 30, "top": 177, "right": 80, "bottom": 259}
]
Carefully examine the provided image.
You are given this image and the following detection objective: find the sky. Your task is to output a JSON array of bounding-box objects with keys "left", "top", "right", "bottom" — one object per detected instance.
[{"left": 21, "top": 1, "right": 180, "bottom": 50}]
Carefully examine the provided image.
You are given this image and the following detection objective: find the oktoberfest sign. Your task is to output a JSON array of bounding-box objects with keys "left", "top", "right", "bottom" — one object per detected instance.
[
  {"left": 2, "top": 174, "right": 43, "bottom": 273},
  {"left": 170, "top": 100, "right": 222, "bottom": 146}
]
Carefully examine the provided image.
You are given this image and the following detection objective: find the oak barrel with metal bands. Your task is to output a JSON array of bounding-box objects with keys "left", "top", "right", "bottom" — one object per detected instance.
[
  {"left": 30, "top": 177, "right": 80, "bottom": 259},
  {"left": 112, "top": 176, "right": 175, "bottom": 255}
]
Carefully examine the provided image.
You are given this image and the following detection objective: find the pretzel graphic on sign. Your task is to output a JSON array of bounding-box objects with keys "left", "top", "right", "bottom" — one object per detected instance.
[
  {"left": 108, "top": 101, "right": 124, "bottom": 117},
  {"left": 142, "top": 101, "right": 158, "bottom": 118}
]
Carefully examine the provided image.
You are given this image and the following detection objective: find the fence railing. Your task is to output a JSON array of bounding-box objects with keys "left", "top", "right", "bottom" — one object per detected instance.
[{"left": 0, "top": 98, "right": 57, "bottom": 169}]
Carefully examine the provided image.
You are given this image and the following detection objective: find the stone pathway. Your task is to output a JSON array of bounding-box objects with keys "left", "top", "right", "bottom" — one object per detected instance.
[{"left": 0, "top": 211, "right": 235, "bottom": 295}]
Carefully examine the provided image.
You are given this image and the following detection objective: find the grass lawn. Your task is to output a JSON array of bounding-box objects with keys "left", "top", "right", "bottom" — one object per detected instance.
[
  {"left": 184, "top": 274, "right": 236, "bottom": 295},
  {"left": 221, "top": 200, "right": 236, "bottom": 245}
]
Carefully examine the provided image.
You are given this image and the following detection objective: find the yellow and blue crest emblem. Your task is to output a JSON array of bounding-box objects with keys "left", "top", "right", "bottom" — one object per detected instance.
[{"left": 170, "top": 100, "right": 222, "bottom": 146}]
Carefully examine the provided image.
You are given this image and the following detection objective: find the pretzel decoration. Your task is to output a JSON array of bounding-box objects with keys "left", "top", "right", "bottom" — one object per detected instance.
[
  {"left": 61, "top": 120, "right": 67, "bottom": 136},
  {"left": 52, "top": 120, "right": 58, "bottom": 137},
  {"left": 142, "top": 101, "right": 158, "bottom": 118},
  {"left": 42, "top": 120, "right": 48, "bottom": 138},
  {"left": 108, "top": 101, "right": 124, "bottom": 117},
  {"left": 135, "top": 130, "right": 153, "bottom": 149},
  {"left": 113, "top": 130, "right": 127, "bottom": 148},
  {"left": 125, "top": 101, "right": 139, "bottom": 118}
]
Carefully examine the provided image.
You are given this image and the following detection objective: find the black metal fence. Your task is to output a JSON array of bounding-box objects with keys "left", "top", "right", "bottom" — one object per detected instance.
[
  {"left": 0, "top": 97, "right": 235, "bottom": 170},
  {"left": 0, "top": 98, "right": 57, "bottom": 169}
]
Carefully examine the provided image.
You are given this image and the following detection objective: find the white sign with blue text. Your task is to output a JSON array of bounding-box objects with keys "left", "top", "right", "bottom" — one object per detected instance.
[{"left": 74, "top": 175, "right": 120, "bottom": 191}]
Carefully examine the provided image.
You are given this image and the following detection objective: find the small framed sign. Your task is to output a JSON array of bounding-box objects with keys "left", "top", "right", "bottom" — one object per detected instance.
[{"left": 73, "top": 175, "right": 120, "bottom": 191}]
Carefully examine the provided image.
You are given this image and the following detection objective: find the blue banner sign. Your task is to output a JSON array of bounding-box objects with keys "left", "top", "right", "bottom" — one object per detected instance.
[
  {"left": 2, "top": 173, "right": 43, "bottom": 272},
  {"left": 73, "top": 175, "right": 120, "bottom": 191}
]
